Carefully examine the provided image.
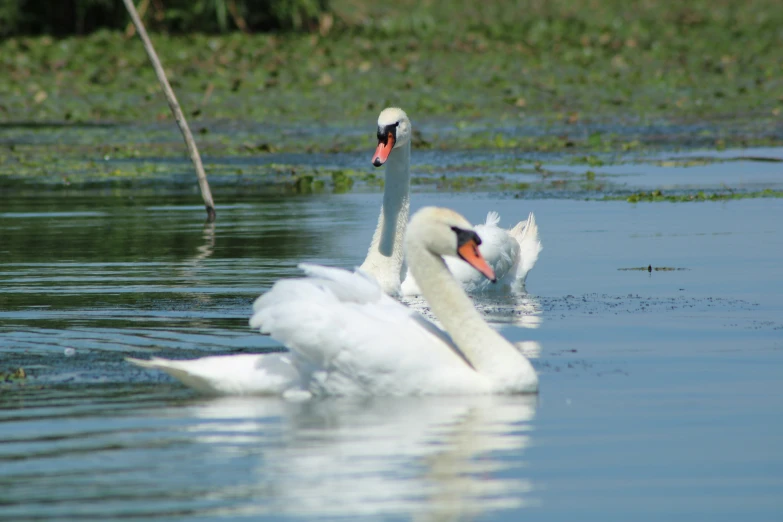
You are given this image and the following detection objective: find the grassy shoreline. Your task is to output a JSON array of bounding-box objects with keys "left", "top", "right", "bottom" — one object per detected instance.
[
  {"left": 3, "top": 1, "right": 781, "bottom": 123},
  {"left": 1, "top": 0, "right": 781, "bottom": 191}
]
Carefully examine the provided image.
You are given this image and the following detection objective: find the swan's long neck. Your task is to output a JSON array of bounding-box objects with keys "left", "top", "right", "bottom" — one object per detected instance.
[
  {"left": 360, "top": 141, "right": 410, "bottom": 293},
  {"left": 408, "top": 240, "right": 537, "bottom": 391}
]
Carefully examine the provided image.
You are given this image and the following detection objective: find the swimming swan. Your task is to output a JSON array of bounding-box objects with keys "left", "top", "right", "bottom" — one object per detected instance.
[
  {"left": 127, "top": 207, "right": 539, "bottom": 397},
  {"left": 359, "top": 107, "right": 542, "bottom": 295}
]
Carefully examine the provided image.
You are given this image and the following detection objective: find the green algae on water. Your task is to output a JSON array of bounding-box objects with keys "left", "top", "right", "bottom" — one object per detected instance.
[{"left": 606, "top": 189, "right": 783, "bottom": 203}]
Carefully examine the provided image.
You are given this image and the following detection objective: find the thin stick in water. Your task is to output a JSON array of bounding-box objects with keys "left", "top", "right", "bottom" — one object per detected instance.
[{"left": 121, "top": 0, "right": 217, "bottom": 222}]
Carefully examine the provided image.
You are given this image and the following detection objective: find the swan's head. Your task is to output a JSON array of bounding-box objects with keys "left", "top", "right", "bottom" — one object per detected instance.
[
  {"left": 407, "top": 207, "right": 496, "bottom": 282},
  {"left": 372, "top": 107, "right": 412, "bottom": 167}
]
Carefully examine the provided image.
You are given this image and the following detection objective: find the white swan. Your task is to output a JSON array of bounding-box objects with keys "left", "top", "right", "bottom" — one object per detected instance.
[
  {"left": 127, "top": 207, "right": 539, "bottom": 396},
  {"left": 360, "top": 107, "right": 542, "bottom": 295}
]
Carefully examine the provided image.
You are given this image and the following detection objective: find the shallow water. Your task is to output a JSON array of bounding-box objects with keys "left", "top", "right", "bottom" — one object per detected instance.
[{"left": 1, "top": 187, "right": 782, "bottom": 520}]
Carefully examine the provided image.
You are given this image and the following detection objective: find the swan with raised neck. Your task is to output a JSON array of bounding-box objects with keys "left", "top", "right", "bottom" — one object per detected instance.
[
  {"left": 358, "top": 107, "right": 412, "bottom": 294},
  {"left": 360, "top": 107, "right": 542, "bottom": 296}
]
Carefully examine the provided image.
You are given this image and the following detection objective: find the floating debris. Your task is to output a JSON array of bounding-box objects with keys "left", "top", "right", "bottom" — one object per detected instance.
[
  {"left": 1, "top": 368, "right": 27, "bottom": 382},
  {"left": 618, "top": 266, "right": 690, "bottom": 272}
]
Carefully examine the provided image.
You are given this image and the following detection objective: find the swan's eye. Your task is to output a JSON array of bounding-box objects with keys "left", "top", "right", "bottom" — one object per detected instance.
[
  {"left": 451, "top": 227, "right": 482, "bottom": 247},
  {"left": 377, "top": 124, "right": 398, "bottom": 145}
]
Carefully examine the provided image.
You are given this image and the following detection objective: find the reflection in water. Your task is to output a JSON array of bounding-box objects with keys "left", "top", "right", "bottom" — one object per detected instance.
[
  {"left": 179, "top": 221, "right": 217, "bottom": 309},
  {"left": 0, "top": 390, "right": 537, "bottom": 520},
  {"left": 186, "top": 222, "right": 216, "bottom": 268},
  {"left": 184, "top": 395, "right": 537, "bottom": 519},
  {"left": 0, "top": 195, "right": 360, "bottom": 359}
]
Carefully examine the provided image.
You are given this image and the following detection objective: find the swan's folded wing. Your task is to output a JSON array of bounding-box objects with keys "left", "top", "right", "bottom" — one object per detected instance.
[
  {"left": 249, "top": 264, "right": 478, "bottom": 395},
  {"left": 252, "top": 263, "right": 382, "bottom": 315}
]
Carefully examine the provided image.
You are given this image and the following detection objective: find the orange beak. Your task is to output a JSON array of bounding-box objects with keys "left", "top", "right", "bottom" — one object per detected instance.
[
  {"left": 372, "top": 132, "right": 395, "bottom": 167},
  {"left": 458, "top": 240, "right": 496, "bottom": 282}
]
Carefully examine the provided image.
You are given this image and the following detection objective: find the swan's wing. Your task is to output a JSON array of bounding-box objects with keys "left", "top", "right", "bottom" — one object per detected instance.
[
  {"left": 484, "top": 210, "right": 501, "bottom": 227},
  {"left": 507, "top": 212, "right": 542, "bottom": 281},
  {"left": 252, "top": 263, "right": 383, "bottom": 317},
  {"left": 250, "top": 263, "right": 479, "bottom": 395}
]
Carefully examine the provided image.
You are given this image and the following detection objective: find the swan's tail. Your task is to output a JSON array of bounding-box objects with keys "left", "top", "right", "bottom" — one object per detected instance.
[
  {"left": 126, "top": 353, "right": 300, "bottom": 396},
  {"left": 508, "top": 212, "right": 542, "bottom": 282},
  {"left": 127, "top": 356, "right": 220, "bottom": 394},
  {"left": 126, "top": 356, "right": 164, "bottom": 370}
]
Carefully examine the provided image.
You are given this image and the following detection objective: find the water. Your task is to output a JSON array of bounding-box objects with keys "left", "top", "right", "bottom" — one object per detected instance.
[{"left": 1, "top": 187, "right": 782, "bottom": 520}]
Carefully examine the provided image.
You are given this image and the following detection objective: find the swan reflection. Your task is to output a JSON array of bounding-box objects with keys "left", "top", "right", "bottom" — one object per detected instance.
[{"left": 180, "top": 395, "right": 538, "bottom": 519}]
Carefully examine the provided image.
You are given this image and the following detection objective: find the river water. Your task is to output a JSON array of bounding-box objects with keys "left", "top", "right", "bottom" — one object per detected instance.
[{"left": 1, "top": 175, "right": 782, "bottom": 520}]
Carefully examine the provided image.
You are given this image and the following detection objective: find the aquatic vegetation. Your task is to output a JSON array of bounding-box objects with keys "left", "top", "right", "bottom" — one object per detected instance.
[
  {"left": 1, "top": 0, "right": 781, "bottom": 129},
  {"left": 330, "top": 169, "right": 354, "bottom": 193},
  {"left": 607, "top": 189, "right": 783, "bottom": 203},
  {"left": 1, "top": 0, "right": 782, "bottom": 190},
  {"left": 1, "top": 367, "right": 26, "bottom": 383}
]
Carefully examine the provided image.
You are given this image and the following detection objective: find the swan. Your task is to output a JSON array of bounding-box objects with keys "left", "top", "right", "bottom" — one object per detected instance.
[
  {"left": 127, "top": 207, "right": 539, "bottom": 396},
  {"left": 359, "top": 107, "right": 542, "bottom": 295}
]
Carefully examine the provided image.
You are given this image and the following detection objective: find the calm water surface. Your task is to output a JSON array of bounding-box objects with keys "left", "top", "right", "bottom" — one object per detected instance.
[{"left": 1, "top": 190, "right": 782, "bottom": 521}]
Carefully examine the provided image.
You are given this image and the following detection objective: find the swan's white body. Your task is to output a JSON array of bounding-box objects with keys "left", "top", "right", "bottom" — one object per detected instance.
[
  {"left": 128, "top": 207, "right": 539, "bottom": 397},
  {"left": 361, "top": 107, "right": 542, "bottom": 296}
]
